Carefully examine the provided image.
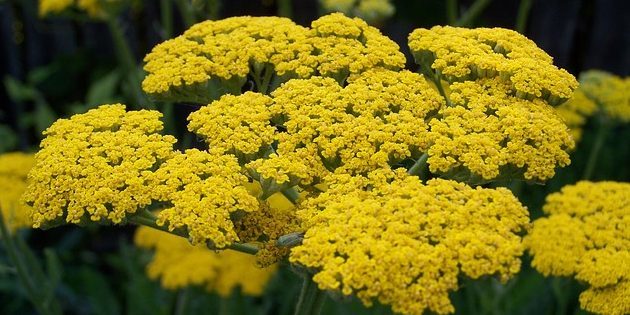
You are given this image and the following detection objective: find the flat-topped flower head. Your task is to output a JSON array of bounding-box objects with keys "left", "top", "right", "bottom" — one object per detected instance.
[
  {"left": 135, "top": 226, "right": 276, "bottom": 296},
  {"left": 320, "top": 0, "right": 395, "bottom": 25},
  {"left": 408, "top": 26, "right": 578, "bottom": 105},
  {"left": 580, "top": 70, "right": 630, "bottom": 122},
  {"left": 152, "top": 149, "right": 258, "bottom": 248},
  {"left": 290, "top": 170, "right": 529, "bottom": 315},
  {"left": 428, "top": 78, "right": 574, "bottom": 183},
  {"left": 526, "top": 181, "right": 630, "bottom": 315},
  {"left": 0, "top": 153, "right": 35, "bottom": 232},
  {"left": 143, "top": 16, "right": 313, "bottom": 103},
  {"left": 307, "top": 13, "right": 405, "bottom": 82},
  {"left": 187, "top": 92, "right": 276, "bottom": 163},
  {"left": 39, "top": 0, "right": 123, "bottom": 19},
  {"left": 23, "top": 104, "right": 177, "bottom": 228},
  {"left": 247, "top": 69, "right": 443, "bottom": 192},
  {"left": 142, "top": 13, "right": 406, "bottom": 103},
  {"left": 556, "top": 88, "right": 598, "bottom": 142}
]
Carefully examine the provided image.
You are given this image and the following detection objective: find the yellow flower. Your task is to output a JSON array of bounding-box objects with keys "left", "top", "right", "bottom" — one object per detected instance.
[
  {"left": 142, "top": 16, "right": 313, "bottom": 103},
  {"left": 142, "top": 13, "right": 405, "bottom": 103},
  {"left": 580, "top": 70, "right": 630, "bottom": 122},
  {"left": 307, "top": 13, "right": 405, "bottom": 81},
  {"left": 38, "top": 0, "right": 118, "bottom": 18},
  {"left": 0, "top": 153, "right": 35, "bottom": 232},
  {"left": 428, "top": 78, "right": 574, "bottom": 183},
  {"left": 23, "top": 104, "right": 177, "bottom": 228},
  {"left": 236, "top": 181, "right": 301, "bottom": 267},
  {"left": 187, "top": 92, "right": 276, "bottom": 162},
  {"left": 408, "top": 26, "right": 578, "bottom": 105},
  {"left": 526, "top": 181, "right": 630, "bottom": 315},
  {"left": 152, "top": 149, "right": 259, "bottom": 248},
  {"left": 135, "top": 226, "right": 276, "bottom": 297},
  {"left": 290, "top": 169, "right": 529, "bottom": 315},
  {"left": 556, "top": 88, "right": 598, "bottom": 142},
  {"left": 247, "top": 69, "right": 443, "bottom": 190},
  {"left": 319, "top": 0, "right": 395, "bottom": 25}
]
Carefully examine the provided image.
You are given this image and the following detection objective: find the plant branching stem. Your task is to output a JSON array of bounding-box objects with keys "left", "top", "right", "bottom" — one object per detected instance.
[
  {"left": 128, "top": 210, "right": 259, "bottom": 255},
  {"left": 446, "top": 0, "right": 458, "bottom": 25},
  {"left": 456, "top": 0, "right": 492, "bottom": 27},
  {"left": 281, "top": 187, "right": 300, "bottom": 204},
  {"left": 160, "top": 0, "right": 173, "bottom": 39},
  {"left": 583, "top": 120, "right": 609, "bottom": 180},
  {"left": 294, "top": 274, "right": 325, "bottom": 315},
  {"left": 407, "top": 152, "right": 429, "bottom": 181},
  {"left": 515, "top": 0, "right": 533, "bottom": 33},
  {"left": 106, "top": 17, "right": 150, "bottom": 108},
  {"left": 175, "top": 0, "right": 196, "bottom": 27}
]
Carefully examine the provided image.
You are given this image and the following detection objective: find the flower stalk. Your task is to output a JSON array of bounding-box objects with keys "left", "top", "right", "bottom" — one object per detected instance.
[{"left": 294, "top": 273, "right": 326, "bottom": 315}]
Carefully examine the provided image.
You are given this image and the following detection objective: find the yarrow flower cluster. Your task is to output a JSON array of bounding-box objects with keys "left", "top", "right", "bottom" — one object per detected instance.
[
  {"left": 23, "top": 104, "right": 177, "bottom": 228},
  {"left": 24, "top": 13, "right": 584, "bottom": 315},
  {"left": 38, "top": 0, "right": 120, "bottom": 18},
  {"left": 319, "top": 0, "right": 395, "bottom": 24},
  {"left": 408, "top": 26, "right": 578, "bottom": 105},
  {"left": 0, "top": 152, "right": 35, "bottom": 232},
  {"left": 135, "top": 226, "right": 276, "bottom": 296},
  {"left": 579, "top": 70, "right": 630, "bottom": 122},
  {"left": 526, "top": 181, "right": 630, "bottom": 315},
  {"left": 151, "top": 149, "right": 258, "bottom": 248},
  {"left": 555, "top": 88, "right": 598, "bottom": 142},
  {"left": 290, "top": 169, "right": 529, "bottom": 315},
  {"left": 142, "top": 13, "right": 405, "bottom": 103}
]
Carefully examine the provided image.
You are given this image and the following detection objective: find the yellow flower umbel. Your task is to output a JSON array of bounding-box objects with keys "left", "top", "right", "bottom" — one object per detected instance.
[
  {"left": 526, "top": 181, "right": 630, "bottom": 315},
  {"left": 187, "top": 92, "right": 276, "bottom": 163},
  {"left": 306, "top": 13, "right": 405, "bottom": 82},
  {"left": 428, "top": 78, "right": 574, "bottom": 183},
  {"left": 580, "top": 70, "right": 630, "bottom": 122},
  {"left": 320, "top": 0, "right": 395, "bottom": 25},
  {"left": 38, "top": 0, "right": 121, "bottom": 19},
  {"left": 408, "top": 26, "right": 578, "bottom": 105},
  {"left": 23, "top": 104, "right": 177, "bottom": 228},
  {"left": 556, "top": 88, "right": 598, "bottom": 142},
  {"left": 246, "top": 69, "right": 443, "bottom": 193},
  {"left": 290, "top": 169, "right": 529, "bottom": 315},
  {"left": 135, "top": 226, "right": 276, "bottom": 297},
  {"left": 0, "top": 153, "right": 35, "bottom": 232},
  {"left": 142, "top": 16, "right": 314, "bottom": 103},
  {"left": 151, "top": 149, "right": 258, "bottom": 248},
  {"left": 142, "top": 13, "right": 405, "bottom": 103}
]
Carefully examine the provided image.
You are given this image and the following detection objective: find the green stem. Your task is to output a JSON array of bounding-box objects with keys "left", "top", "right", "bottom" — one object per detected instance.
[
  {"left": 175, "top": 0, "right": 196, "bottom": 27},
  {"left": 281, "top": 187, "right": 300, "bottom": 204},
  {"left": 174, "top": 288, "right": 189, "bottom": 315},
  {"left": 106, "top": 17, "right": 150, "bottom": 108},
  {"left": 407, "top": 152, "right": 429, "bottom": 180},
  {"left": 515, "top": 0, "right": 533, "bottom": 34},
  {"left": 446, "top": 0, "right": 458, "bottom": 25},
  {"left": 551, "top": 278, "right": 568, "bottom": 315},
  {"left": 0, "top": 212, "right": 57, "bottom": 315},
  {"left": 207, "top": 0, "right": 219, "bottom": 20},
  {"left": 160, "top": 0, "right": 173, "bottom": 39},
  {"left": 128, "top": 210, "right": 260, "bottom": 255},
  {"left": 259, "top": 65, "right": 274, "bottom": 95},
  {"left": 294, "top": 274, "right": 325, "bottom": 315},
  {"left": 456, "top": 0, "right": 493, "bottom": 27},
  {"left": 277, "top": 0, "right": 292, "bottom": 18},
  {"left": 582, "top": 120, "right": 609, "bottom": 180}
]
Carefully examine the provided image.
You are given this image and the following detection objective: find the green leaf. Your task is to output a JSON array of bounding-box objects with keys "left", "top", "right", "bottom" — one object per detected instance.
[
  {"left": 0, "top": 125, "right": 17, "bottom": 153},
  {"left": 33, "top": 101, "right": 57, "bottom": 134},
  {"left": 4, "top": 76, "right": 37, "bottom": 102},
  {"left": 86, "top": 70, "right": 121, "bottom": 106},
  {"left": 77, "top": 267, "right": 121, "bottom": 315}
]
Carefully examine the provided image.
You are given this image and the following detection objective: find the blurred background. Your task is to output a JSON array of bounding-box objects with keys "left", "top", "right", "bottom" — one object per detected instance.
[{"left": 0, "top": 0, "right": 628, "bottom": 314}]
